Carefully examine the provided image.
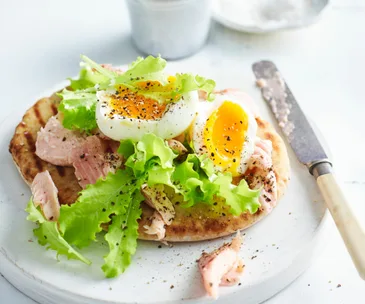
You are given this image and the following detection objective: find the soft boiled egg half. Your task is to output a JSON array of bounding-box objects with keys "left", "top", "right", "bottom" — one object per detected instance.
[
  {"left": 192, "top": 93, "right": 258, "bottom": 177},
  {"left": 96, "top": 82, "right": 198, "bottom": 141}
]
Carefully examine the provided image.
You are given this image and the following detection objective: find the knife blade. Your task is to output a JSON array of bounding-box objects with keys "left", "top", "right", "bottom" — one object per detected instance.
[
  {"left": 252, "top": 60, "right": 330, "bottom": 172},
  {"left": 252, "top": 60, "right": 365, "bottom": 281}
]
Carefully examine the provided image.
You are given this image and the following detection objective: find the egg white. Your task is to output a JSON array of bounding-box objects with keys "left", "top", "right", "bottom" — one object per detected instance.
[
  {"left": 192, "top": 93, "right": 258, "bottom": 176},
  {"left": 96, "top": 90, "right": 198, "bottom": 141}
]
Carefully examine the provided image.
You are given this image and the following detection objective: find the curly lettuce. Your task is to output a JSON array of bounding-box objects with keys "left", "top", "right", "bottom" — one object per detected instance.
[
  {"left": 59, "top": 169, "right": 141, "bottom": 248},
  {"left": 114, "top": 55, "right": 167, "bottom": 85},
  {"left": 119, "top": 133, "right": 261, "bottom": 214},
  {"left": 58, "top": 89, "right": 97, "bottom": 132},
  {"left": 58, "top": 168, "right": 144, "bottom": 277},
  {"left": 172, "top": 154, "right": 219, "bottom": 207},
  {"left": 25, "top": 199, "right": 90, "bottom": 265},
  {"left": 120, "top": 133, "right": 177, "bottom": 178},
  {"left": 213, "top": 174, "right": 261, "bottom": 215},
  {"left": 102, "top": 190, "right": 144, "bottom": 278}
]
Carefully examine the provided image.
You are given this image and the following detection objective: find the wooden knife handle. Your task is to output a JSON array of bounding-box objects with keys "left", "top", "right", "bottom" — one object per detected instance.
[{"left": 315, "top": 166, "right": 365, "bottom": 280}]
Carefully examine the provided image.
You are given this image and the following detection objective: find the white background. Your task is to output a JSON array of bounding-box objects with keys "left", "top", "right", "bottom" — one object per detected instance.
[{"left": 1, "top": 0, "right": 365, "bottom": 303}]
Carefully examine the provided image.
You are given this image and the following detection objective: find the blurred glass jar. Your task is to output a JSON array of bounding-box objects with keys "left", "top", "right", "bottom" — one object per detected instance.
[{"left": 126, "top": 0, "right": 212, "bottom": 59}]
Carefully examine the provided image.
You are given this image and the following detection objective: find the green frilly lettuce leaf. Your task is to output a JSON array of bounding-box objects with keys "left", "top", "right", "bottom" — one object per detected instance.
[
  {"left": 172, "top": 154, "right": 219, "bottom": 207},
  {"left": 58, "top": 89, "right": 97, "bottom": 132},
  {"left": 58, "top": 168, "right": 144, "bottom": 277},
  {"left": 25, "top": 199, "right": 90, "bottom": 265},
  {"left": 119, "top": 133, "right": 177, "bottom": 178},
  {"left": 102, "top": 190, "right": 144, "bottom": 278},
  {"left": 114, "top": 55, "right": 167, "bottom": 85},
  {"left": 59, "top": 169, "right": 139, "bottom": 248},
  {"left": 214, "top": 173, "right": 261, "bottom": 215}
]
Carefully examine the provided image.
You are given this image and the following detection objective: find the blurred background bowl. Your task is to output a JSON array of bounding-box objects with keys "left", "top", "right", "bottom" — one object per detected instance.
[{"left": 212, "top": 0, "right": 331, "bottom": 33}]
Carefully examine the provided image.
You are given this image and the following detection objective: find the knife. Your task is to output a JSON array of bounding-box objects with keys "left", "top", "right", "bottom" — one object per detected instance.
[{"left": 252, "top": 60, "right": 365, "bottom": 280}]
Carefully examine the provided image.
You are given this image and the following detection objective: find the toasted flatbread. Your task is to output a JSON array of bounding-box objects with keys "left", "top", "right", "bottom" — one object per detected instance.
[{"left": 9, "top": 92, "right": 290, "bottom": 242}]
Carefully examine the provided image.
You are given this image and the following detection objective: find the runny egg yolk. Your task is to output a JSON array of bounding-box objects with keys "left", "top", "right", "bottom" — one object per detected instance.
[
  {"left": 109, "top": 85, "right": 167, "bottom": 120},
  {"left": 108, "top": 77, "right": 179, "bottom": 120},
  {"left": 203, "top": 101, "right": 249, "bottom": 176}
]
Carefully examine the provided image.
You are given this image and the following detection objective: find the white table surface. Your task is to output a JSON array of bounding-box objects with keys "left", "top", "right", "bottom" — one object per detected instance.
[{"left": 1, "top": 0, "right": 365, "bottom": 303}]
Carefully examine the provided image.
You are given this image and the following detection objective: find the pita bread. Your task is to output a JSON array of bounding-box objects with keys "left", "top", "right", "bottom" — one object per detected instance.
[{"left": 9, "top": 91, "right": 290, "bottom": 242}]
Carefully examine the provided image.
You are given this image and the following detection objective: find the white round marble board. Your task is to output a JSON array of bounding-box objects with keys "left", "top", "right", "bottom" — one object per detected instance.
[{"left": 0, "top": 62, "right": 329, "bottom": 304}]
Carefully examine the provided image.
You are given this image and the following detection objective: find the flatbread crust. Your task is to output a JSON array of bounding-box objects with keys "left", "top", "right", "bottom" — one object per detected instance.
[{"left": 9, "top": 92, "right": 290, "bottom": 242}]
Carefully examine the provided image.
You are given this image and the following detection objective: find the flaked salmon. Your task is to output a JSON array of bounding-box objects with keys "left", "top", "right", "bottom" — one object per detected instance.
[
  {"left": 35, "top": 116, "right": 85, "bottom": 166},
  {"left": 36, "top": 116, "right": 122, "bottom": 188},
  {"left": 198, "top": 233, "right": 244, "bottom": 299},
  {"left": 141, "top": 184, "right": 176, "bottom": 240},
  {"left": 72, "top": 136, "right": 122, "bottom": 188},
  {"left": 220, "top": 259, "right": 245, "bottom": 286},
  {"left": 167, "top": 139, "right": 187, "bottom": 155},
  {"left": 141, "top": 184, "right": 175, "bottom": 224},
  {"left": 245, "top": 138, "right": 277, "bottom": 213},
  {"left": 31, "top": 170, "right": 60, "bottom": 221},
  {"left": 143, "top": 211, "right": 166, "bottom": 240}
]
